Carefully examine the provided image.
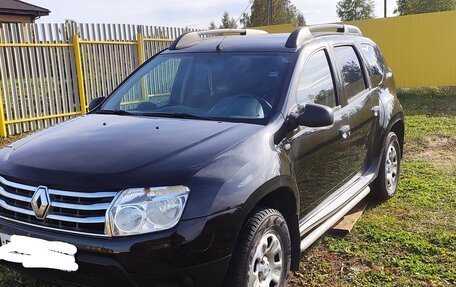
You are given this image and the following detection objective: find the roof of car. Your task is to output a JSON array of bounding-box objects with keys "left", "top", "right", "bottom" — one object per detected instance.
[
  {"left": 163, "top": 25, "right": 367, "bottom": 54},
  {"left": 162, "top": 33, "right": 297, "bottom": 54}
]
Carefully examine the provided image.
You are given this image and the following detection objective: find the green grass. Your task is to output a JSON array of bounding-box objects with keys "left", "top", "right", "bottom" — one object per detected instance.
[{"left": 0, "top": 88, "right": 455, "bottom": 286}]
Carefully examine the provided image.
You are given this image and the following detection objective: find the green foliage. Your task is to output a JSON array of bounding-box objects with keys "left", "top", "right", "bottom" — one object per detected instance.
[
  {"left": 208, "top": 20, "right": 216, "bottom": 30},
  {"left": 245, "top": 0, "right": 305, "bottom": 27},
  {"left": 398, "top": 87, "right": 456, "bottom": 144},
  {"left": 396, "top": 0, "right": 456, "bottom": 16},
  {"left": 210, "top": 1, "right": 306, "bottom": 29},
  {"left": 336, "top": 0, "right": 376, "bottom": 21},
  {"left": 239, "top": 12, "right": 251, "bottom": 28},
  {"left": 219, "top": 11, "right": 238, "bottom": 29},
  {"left": 208, "top": 11, "right": 238, "bottom": 30}
]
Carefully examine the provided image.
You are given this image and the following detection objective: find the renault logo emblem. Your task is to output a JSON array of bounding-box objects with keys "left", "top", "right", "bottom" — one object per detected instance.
[{"left": 31, "top": 186, "right": 50, "bottom": 219}]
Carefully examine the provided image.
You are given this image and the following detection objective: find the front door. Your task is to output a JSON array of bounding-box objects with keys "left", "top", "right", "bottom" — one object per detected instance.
[{"left": 286, "top": 48, "right": 354, "bottom": 216}]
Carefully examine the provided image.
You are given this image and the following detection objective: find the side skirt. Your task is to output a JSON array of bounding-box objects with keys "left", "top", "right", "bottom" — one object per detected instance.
[{"left": 300, "top": 186, "right": 370, "bottom": 252}]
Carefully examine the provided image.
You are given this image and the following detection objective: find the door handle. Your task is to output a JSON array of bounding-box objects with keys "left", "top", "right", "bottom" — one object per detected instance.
[
  {"left": 339, "top": 125, "right": 351, "bottom": 139},
  {"left": 371, "top": 105, "right": 380, "bottom": 117}
]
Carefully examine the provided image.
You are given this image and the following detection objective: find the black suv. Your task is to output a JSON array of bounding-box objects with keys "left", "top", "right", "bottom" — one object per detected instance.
[{"left": 0, "top": 25, "right": 404, "bottom": 287}]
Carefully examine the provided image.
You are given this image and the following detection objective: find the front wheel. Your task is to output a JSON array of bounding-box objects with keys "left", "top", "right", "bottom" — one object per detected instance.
[
  {"left": 226, "top": 208, "right": 291, "bottom": 287},
  {"left": 373, "top": 132, "right": 401, "bottom": 201}
]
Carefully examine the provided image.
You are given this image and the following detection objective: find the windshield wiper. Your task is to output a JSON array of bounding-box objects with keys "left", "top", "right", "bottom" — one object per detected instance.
[
  {"left": 96, "top": 109, "right": 136, "bottom": 116},
  {"left": 141, "top": 112, "right": 211, "bottom": 120}
]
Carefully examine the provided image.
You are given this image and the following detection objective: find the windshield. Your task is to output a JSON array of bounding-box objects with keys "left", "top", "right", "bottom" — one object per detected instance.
[{"left": 100, "top": 52, "right": 296, "bottom": 124}]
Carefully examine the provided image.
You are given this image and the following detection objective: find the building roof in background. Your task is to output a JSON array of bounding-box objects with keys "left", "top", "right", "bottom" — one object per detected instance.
[{"left": 0, "top": 0, "right": 50, "bottom": 17}]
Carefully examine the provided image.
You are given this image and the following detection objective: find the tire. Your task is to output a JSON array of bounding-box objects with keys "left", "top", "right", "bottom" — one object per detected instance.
[
  {"left": 225, "top": 208, "right": 291, "bottom": 287},
  {"left": 373, "top": 132, "right": 401, "bottom": 201}
]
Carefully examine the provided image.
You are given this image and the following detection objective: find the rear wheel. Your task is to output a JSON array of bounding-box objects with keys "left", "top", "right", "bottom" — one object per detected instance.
[
  {"left": 226, "top": 208, "right": 291, "bottom": 287},
  {"left": 373, "top": 132, "right": 401, "bottom": 201}
]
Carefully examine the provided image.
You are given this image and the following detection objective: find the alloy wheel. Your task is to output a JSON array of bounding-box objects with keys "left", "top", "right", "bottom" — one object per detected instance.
[
  {"left": 385, "top": 144, "right": 399, "bottom": 193},
  {"left": 248, "top": 232, "right": 284, "bottom": 287}
]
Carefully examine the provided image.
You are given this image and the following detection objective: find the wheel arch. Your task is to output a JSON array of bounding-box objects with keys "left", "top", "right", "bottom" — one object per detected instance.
[
  {"left": 389, "top": 117, "right": 405, "bottom": 157},
  {"left": 241, "top": 177, "right": 301, "bottom": 271}
]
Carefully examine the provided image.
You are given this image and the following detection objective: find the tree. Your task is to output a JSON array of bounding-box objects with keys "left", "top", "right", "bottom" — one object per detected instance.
[
  {"left": 336, "top": 0, "right": 375, "bottom": 21},
  {"left": 64, "top": 19, "right": 78, "bottom": 39},
  {"left": 395, "top": 0, "right": 456, "bottom": 16},
  {"left": 240, "top": 12, "right": 251, "bottom": 28},
  {"left": 208, "top": 20, "right": 216, "bottom": 30},
  {"left": 243, "top": 0, "right": 306, "bottom": 27},
  {"left": 208, "top": 11, "right": 238, "bottom": 29},
  {"left": 219, "top": 11, "right": 238, "bottom": 29},
  {"left": 296, "top": 12, "right": 306, "bottom": 26}
]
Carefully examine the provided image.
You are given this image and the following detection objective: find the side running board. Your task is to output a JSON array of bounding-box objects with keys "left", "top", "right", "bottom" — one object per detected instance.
[{"left": 300, "top": 186, "right": 370, "bottom": 252}]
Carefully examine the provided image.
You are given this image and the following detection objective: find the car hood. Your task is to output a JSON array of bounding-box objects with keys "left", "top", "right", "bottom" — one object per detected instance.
[{"left": 0, "top": 115, "right": 262, "bottom": 190}]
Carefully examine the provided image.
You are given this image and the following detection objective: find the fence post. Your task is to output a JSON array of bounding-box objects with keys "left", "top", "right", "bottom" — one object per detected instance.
[
  {"left": 0, "top": 92, "right": 7, "bottom": 137},
  {"left": 73, "top": 34, "right": 87, "bottom": 114},
  {"left": 137, "top": 27, "right": 147, "bottom": 101},
  {"left": 137, "top": 27, "right": 144, "bottom": 65}
]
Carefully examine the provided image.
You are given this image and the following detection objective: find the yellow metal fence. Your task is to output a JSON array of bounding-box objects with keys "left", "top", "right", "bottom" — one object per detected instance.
[
  {"left": 254, "top": 11, "right": 456, "bottom": 88},
  {"left": 0, "top": 23, "right": 193, "bottom": 137}
]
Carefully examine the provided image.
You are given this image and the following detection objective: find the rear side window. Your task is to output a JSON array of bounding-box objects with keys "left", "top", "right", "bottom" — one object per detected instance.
[
  {"left": 361, "top": 43, "right": 385, "bottom": 86},
  {"left": 334, "top": 46, "right": 367, "bottom": 100},
  {"left": 297, "top": 50, "right": 336, "bottom": 108}
]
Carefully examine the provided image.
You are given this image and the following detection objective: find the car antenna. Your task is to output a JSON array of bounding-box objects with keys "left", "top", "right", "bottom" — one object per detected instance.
[{"left": 216, "top": 0, "right": 254, "bottom": 53}]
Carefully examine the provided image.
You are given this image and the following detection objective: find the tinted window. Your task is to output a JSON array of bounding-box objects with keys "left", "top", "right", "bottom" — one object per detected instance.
[
  {"left": 334, "top": 46, "right": 367, "bottom": 100},
  {"left": 117, "top": 58, "right": 181, "bottom": 111},
  {"left": 101, "top": 53, "right": 295, "bottom": 124},
  {"left": 297, "top": 50, "right": 336, "bottom": 108},
  {"left": 361, "top": 44, "right": 385, "bottom": 86}
]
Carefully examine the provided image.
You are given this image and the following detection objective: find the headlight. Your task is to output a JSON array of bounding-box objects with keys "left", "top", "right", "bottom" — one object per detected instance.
[{"left": 106, "top": 186, "right": 189, "bottom": 236}]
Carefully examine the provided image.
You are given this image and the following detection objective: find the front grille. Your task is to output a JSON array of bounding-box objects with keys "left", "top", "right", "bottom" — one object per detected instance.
[{"left": 0, "top": 176, "right": 117, "bottom": 236}]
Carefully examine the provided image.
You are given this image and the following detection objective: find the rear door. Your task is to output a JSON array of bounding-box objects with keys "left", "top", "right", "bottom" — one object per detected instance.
[
  {"left": 332, "top": 44, "right": 380, "bottom": 176},
  {"left": 286, "top": 46, "right": 353, "bottom": 216}
]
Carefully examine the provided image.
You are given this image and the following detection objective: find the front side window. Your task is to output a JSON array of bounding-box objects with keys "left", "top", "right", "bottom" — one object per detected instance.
[
  {"left": 101, "top": 53, "right": 296, "bottom": 124},
  {"left": 361, "top": 43, "right": 385, "bottom": 86},
  {"left": 297, "top": 50, "right": 336, "bottom": 108},
  {"left": 334, "top": 46, "right": 367, "bottom": 100}
]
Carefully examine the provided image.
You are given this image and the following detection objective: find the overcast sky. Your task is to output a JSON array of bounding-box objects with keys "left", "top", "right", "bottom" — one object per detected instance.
[{"left": 33, "top": 0, "right": 398, "bottom": 28}]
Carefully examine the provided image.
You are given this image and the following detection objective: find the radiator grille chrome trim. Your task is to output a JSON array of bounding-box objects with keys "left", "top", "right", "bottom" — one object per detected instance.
[
  {"left": 0, "top": 199, "right": 105, "bottom": 223},
  {"left": 0, "top": 186, "right": 30, "bottom": 202},
  {"left": 48, "top": 189, "right": 117, "bottom": 198},
  {"left": 0, "top": 176, "right": 117, "bottom": 237},
  {"left": 51, "top": 201, "right": 110, "bottom": 211},
  {"left": 0, "top": 215, "right": 109, "bottom": 238}
]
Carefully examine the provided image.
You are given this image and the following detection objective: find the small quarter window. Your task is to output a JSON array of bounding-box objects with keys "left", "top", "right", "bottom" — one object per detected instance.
[
  {"left": 334, "top": 46, "right": 367, "bottom": 100},
  {"left": 297, "top": 50, "right": 336, "bottom": 108},
  {"left": 361, "top": 44, "right": 385, "bottom": 86}
]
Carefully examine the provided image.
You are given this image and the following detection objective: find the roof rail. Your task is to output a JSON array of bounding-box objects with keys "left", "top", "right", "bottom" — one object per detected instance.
[
  {"left": 169, "top": 29, "right": 268, "bottom": 50},
  {"left": 285, "top": 27, "right": 313, "bottom": 48},
  {"left": 285, "top": 24, "right": 363, "bottom": 48},
  {"left": 308, "top": 24, "right": 363, "bottom": 36}
]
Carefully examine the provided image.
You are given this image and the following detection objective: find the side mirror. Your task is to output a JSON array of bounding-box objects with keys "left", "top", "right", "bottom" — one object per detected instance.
[
  {"left": 297, "top": 103, "right": 334, "bottom": 127},
  {"left": 88, "top": 96, "right": 106, "bottom": 112}
]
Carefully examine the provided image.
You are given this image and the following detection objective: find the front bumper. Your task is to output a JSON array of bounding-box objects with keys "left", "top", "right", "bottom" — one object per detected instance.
[{"left": 0, "top": 207, "right": 246, "bottom": 287}]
